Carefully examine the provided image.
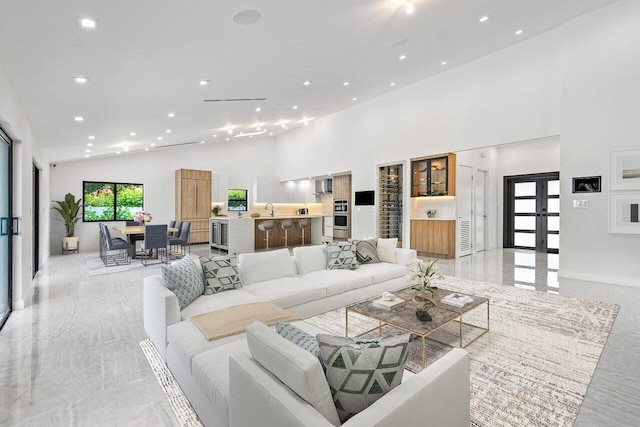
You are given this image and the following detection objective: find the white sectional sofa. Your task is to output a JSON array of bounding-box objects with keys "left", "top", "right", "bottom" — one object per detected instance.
[{"left": 143, "top": 245, "right": 471, "bottom": 426}]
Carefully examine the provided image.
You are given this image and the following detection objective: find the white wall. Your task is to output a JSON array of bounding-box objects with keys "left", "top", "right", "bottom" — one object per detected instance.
[
  {"left": 559, "top": 0, "right": 640, "bottom": 286},
  {"left": 275, "top": 30, "right": 561, "bottom": 241},
  {"left": 49, "top": 138, "right": 275, "bottom": 253},
  {"left": 0, "top": 61, "right": 49, "bottom": 309}
]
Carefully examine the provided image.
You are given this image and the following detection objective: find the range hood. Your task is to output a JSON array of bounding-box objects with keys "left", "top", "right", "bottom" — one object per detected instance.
[{"left": 314, "top": 178, "right": 333, "bottom": 195}]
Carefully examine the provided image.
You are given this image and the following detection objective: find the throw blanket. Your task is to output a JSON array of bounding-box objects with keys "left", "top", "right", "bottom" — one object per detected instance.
[{"left": 190, "top": 302, "right": 299, "bottom": 341}]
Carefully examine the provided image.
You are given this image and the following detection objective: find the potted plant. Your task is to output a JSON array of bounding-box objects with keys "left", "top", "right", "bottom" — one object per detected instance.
[{"left": 52, "top": 193, "right": 83, "bottom": 253}]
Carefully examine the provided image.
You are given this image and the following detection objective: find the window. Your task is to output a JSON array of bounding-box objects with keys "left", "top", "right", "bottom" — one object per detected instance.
[
  {"left": 83, "top": 181, "right": 144, "bottom": 222},
  {"left": 228, "top": 189, "right": 248, "bottom": 211}
]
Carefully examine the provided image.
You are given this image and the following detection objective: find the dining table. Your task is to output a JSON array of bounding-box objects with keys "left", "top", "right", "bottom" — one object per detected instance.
[{"left": 112, "top": 225, "right": 179, "bottom": 259}]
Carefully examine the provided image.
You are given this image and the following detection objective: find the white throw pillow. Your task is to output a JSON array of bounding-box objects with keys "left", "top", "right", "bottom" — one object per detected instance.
[
  {"left": 293, "top": 245, "right": 328, "bottom": 275},
  {"left": 245, "top": 322, "right": 340, "bottom": 426},
  {"left": 238, "top": 248, "right": 296, "bottom": 285},
  {"left": 377, "top": 238, "right": 398, "bottom": 263}
]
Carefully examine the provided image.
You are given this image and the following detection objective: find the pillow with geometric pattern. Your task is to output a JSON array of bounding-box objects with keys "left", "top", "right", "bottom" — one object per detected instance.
[
  {"left": 326, "top": 242, "right": 359, "bottom": 270},
  {"left": 355, "top": 238, "right": 380, "bottom": 264},
  {"left": 160, "top": 256, "right": 204, "bottom": 310},
  {"left": 316, "top": 333, "right": 412, "bottom": 422},
  {"left": 199, "top": 255, "right": 242, "bottom": 295},
  {"left": 276, "top": 321, "right": 321, "bottom": 360}
]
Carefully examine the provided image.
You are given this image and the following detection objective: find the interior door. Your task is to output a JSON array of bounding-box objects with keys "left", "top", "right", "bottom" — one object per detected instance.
[
  {"left": 504, "top": 172, "right": 560, "bottom": 253},
  {"left": 0, "top": 129, "right": 12, "bottom": 329},
  {"left": 457, "top": 164, "right": 473, "bottom": 257},
  {"left": 475, "top": 169, "right": 488, "bottom": 252}
]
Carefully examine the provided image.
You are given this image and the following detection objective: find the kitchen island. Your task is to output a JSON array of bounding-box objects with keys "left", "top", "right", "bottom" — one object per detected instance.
[{"left": 210, "top": 215, "right": 323, "bottom": 255}]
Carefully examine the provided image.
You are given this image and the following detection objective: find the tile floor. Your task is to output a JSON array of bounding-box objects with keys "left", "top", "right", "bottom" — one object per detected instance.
[{"left": 0, "top": 246, "right": 638, "bottom": 426}]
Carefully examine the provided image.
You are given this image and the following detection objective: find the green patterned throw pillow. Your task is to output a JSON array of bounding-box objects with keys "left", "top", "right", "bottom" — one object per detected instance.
[
  {"left": 161, "top": 256, "right": 204, "bottom": 310},
  {"left": 355, "top": 238, "right": 380, "bottom": 264},
  {"left": 276, "top": 321, "right": 321, "bottom": 359},
  {"left": 316, "top": 333, "right": 412, "bottom": 422},
  {"left": 200, "top": 255, "right": 242, "bottom": 294},
  {"left": 326, "top": 242, "right": 359, "bottom": 270}
]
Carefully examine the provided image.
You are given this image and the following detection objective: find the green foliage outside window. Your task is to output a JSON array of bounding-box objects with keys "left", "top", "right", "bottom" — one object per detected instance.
[
  {"left": 83, "top": 181, "right": 144, "bottom": 221},
  {"left": 228, "top": 189, "right": 248, "bottom": 211}
]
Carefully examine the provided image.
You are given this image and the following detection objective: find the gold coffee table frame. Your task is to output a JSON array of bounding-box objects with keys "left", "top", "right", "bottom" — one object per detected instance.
[{"left": 346, "top": 287, "right": 489, "bottom": 369}]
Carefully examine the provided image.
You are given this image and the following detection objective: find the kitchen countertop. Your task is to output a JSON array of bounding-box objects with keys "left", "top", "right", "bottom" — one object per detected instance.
[
  {"left": 411, "top": 217, "right": 456, "bottom": 221},
  {"left": 211, "top": 215, "right": 323, "bottom": 220}
]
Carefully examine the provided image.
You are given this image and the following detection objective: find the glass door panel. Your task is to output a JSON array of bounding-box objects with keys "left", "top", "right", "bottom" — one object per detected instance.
[{"left": 0, "top": 130, "right": 11, "bottom": 328}]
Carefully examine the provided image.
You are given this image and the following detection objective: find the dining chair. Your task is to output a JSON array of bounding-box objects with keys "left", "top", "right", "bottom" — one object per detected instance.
[
  {"left": 141, "top": 224, "right": 169, "bottom": 267},
  {"left": 169, "top": 221, "right": 190, "bottom": 258},
  {"left": 99, "top": 223, "right": 132, "bottom": 266},
  {"left": 126, "top": 220, "right": 143, "bottom": 254},
  {"left": 172, "top": 221, "right": 183, "bottom": 238}
]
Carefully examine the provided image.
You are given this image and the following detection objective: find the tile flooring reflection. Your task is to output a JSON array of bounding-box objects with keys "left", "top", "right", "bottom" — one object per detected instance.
[{"left": 0, "top": 246, "right": 638, "bottom": 426}]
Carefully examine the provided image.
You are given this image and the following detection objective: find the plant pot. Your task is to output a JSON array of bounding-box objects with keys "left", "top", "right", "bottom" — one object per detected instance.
[{"left": 63, "top": 236, "right": 79, "bottom": 254}]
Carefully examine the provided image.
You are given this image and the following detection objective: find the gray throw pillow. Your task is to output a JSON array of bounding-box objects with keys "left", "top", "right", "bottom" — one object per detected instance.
[
  {"left": 326, "top": 242, "right": 359, "bottom": 270},
  {"left": 200, "top": 255, "right": 242, "bottom": 294},
  {"left": 355, "top": 238, "right": 380, "bottom": 264},
  {"left": 160, "top": 256, "right": 204, "bottom": 310},
  {"left": 316, "top": 333, "right": 412, "bottom": 422}
]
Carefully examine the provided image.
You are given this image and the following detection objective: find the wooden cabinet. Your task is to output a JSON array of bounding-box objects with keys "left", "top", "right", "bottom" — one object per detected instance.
[
  {"left": 411, "top": 153, "right": 456, "bottom": 197},
  {"left": 175, "top": 169, "right": 211, "bottom": 244},
  {"left": 254, "top": 218, "right": 310, "bottom": 249},
  {"left": 332, "top": 174, "right": 351, "bottom": 240},
  {"left": 410, "top": 220, "right": 456, "bottom": 258}
]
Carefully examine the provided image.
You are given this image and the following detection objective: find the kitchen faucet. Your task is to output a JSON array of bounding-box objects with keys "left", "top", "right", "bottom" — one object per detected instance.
[{"left": 265, "top": 203, "right": 274, "bottom": 217}]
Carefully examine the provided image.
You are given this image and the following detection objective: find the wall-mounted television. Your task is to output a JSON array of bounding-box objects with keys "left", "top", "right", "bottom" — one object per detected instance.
[{"left": 355, "top": 190, "right": 375, "bottom": 206}]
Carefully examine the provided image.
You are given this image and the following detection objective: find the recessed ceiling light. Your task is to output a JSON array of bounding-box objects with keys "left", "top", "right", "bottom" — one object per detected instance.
[
  {"left": 74, "top": 116, "right": 84, "bottom": 122},
  {"left": 199, "top": 80, "right": 209, "bottom": 86},
  {"left": 116, "top": 151, "right": 121, "bottom": 154},
  {"left": 255, "top": 107, "right": 262, "bottom": 112},
  {"left": 77, "top": 17, "right": 98, "bottom": 29},
  {"left": 85, "top": 149, "right": 91, "bottom": 153},
  {"left": 201, "top": 140, "right": 205, "bottom": 144},
  {"left": 226, "top": 137, "right": 230, "bottom": 141},
  {"left": 390, "top": 82, "right": 397, "bottom": 87},
  {"left": 515, "top": 29, "right": 524, "bottom": 36},
  {"left": 130, "top": 132, "right": 136, "bottom": 136},
  {"left": 399, "top": 55, "right": 407, "bottom": 61},
  {"left": 352, "top": 97, "right": 358, "bottom": 101},
  {"left": 304, "top": 80, "right": 312, "bottom": 86},
  {"left": 343, "top": 81, "right": 350, "bottom": 86},
  {"left": 87, "top": 143, "right": 93, "bottom": 147},
  {"left": 157, "top": 136, "right": 163, "bottom": 140},
  {"left": 88, "top": 135, "right": 95, "bottom": 140},
  {"left": 441, "top": 61, "right": 448, "bottom": 66},
  {"left": 150, "top": 143, "right": 156, "bottom": 146},
  {"left": 165, "top": 129, "right": 171, "bottom": 133},
  {"left": 168, "top": 112, "right": 175, "bottom": 117},
  {"left": 84, "top": 155, "right": 90, "bottom": 158},
  {"left": 145, "top": 148, "right": 149, "bottom": 151},
  {"left": 293, "top": 105, "right": 299, "bottom": 110},
  {"left": 479, "top": 16, "right": 489, "bottom": 23},
  {"left": 232, "top": 9, "right": 261, "bottom": 26},
  {"left": 123, "top": 146, "right": 129, "bottom": 152},
  {"left": 73, "top": 76, "right": 89, "bottom": 84},
  {"left": 213, "top": 134, "right": 218, "bottom": 138}
]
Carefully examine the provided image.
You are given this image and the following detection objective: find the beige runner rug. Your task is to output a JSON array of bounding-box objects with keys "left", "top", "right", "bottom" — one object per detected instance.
[{"left": 305, "top": 276, "right": 619, "bottom": 427}]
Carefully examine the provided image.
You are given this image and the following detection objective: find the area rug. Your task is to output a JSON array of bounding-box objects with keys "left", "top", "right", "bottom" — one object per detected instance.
[
  {"left": 140, "top": 339, "right": 203, "bottom": 427},
  {"left": 305, "top": 276, "right": 619, "bottom": 427}
]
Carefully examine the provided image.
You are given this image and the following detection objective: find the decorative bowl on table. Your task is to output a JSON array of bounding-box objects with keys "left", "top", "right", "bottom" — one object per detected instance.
[{"left": 250, "top": 212, "right": 261, "bottom": 218}]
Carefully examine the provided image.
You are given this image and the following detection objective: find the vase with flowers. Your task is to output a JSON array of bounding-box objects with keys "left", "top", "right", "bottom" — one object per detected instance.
[
  {"left": 134, "top": 211, "right": 152, "bottom": 225},
  {"left": 407, "top": 258, "right": 444, "bottom": 296}
]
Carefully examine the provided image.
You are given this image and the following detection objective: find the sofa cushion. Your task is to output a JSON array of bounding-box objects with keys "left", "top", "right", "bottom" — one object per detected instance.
[
  {"left": 299, "top": 269, "right": 371, "bottom": 296},
  {"left": 316, "top": 333, "right": 412, "bottom": 423},
  {"left": 356, "top": 262, "right": 407, "bottom": 285},
  {"left": 355, "top": 238, "right": 380, "bottom": 264},
  {"left": 238, "top": 248, "right": 295, "bottom": 285},
  {"left": 180, "top": 289, "right": 264, "bottom": 319},
  {"left": 242, "top": 277, "right": 327, "bottom": 308},
  {"left": 192, "top": 338, "right": 249, "bottom": 424},
  {"left": 246, "top": 322, "right": 340, "bottom": 426},
  {"left": 293, "top": 245, "right": 327, "bottom": 275},
  {"left": 200, "top": 255, "right": 242, "bottom": 294},
  {"left": 161, "top": 256, "right": 204, "bottom": 310},
  {"left": 377, "top": 238, "right": 398, "bottom": 263},
  {"left": 326, "top": 242, "right": 359, "bottom": 270}
]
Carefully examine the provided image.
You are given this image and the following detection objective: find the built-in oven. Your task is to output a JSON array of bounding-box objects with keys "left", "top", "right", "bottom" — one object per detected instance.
[{"left": 333, "top": 199, "right": 349, "bottom": 230}]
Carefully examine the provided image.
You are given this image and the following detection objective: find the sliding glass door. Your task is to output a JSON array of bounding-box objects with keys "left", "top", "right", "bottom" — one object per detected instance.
[{"left": 0, "top": 128, "right": 11, "bottom": 329}]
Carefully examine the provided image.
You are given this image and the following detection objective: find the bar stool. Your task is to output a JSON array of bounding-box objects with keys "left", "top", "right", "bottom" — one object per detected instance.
[
  {"left": 295, "top": 219, "right": 311, "bottom": 246},
  {"left": 258, "top": 220, "right": 276, "bottom": 250},
  {"left": 277, "top": 219, "right": 295, "bottom": 247}
]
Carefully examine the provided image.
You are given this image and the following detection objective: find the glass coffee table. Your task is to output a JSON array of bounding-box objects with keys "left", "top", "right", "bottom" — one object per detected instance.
[{"left": 346, "top": 287, "right": 489, "bottom": 368}]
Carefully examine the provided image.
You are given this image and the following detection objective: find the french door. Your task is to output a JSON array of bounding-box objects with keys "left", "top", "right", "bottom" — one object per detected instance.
[
  {"left": 504, "top": 172, "right": 560, "bottom": 253},
  {"left": 0, "top": 128, "right": 12, "bottom": 329}
]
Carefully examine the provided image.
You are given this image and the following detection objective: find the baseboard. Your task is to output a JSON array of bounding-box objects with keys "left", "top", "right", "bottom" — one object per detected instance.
[{"left": 559, "top": 270, "right": 640, "bottom": 288}]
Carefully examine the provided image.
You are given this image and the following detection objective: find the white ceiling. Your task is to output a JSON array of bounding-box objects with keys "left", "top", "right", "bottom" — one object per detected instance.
[{"left": 0, "top": 0, "right": 617, "bottom": 162}]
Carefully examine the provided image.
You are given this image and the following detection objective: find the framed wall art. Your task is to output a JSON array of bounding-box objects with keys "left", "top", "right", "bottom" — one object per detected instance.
[
  {"left": 609, "top": 149, "right": 640, "bottom": 190},
  {"left": 609, "top": 192, "right": 640, "bottom": 234},
  {"left": 572, "top": 176, "right": 601, "bottom": 193}
]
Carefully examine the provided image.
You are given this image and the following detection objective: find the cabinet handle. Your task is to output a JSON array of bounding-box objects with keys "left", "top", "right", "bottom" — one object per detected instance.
[{"left": 196, "top": 185, "right": 198, "bottom": 212}]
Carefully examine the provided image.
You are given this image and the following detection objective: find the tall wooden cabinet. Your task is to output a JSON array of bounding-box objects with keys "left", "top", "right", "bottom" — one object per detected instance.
[
  {"left": 332, "top": 174, "right": 351, "bottom": 241},
  {"left": 175, "top": 169, "right": 211, "bottom": 244}
]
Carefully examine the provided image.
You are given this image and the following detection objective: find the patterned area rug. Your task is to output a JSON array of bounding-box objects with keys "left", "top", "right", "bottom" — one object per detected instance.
[
  {"left": 306, "top": 276, "right": 619, "bottom": 427},
  {"left": 139, "top": 340, "right": 203, "bottom": 427}
]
